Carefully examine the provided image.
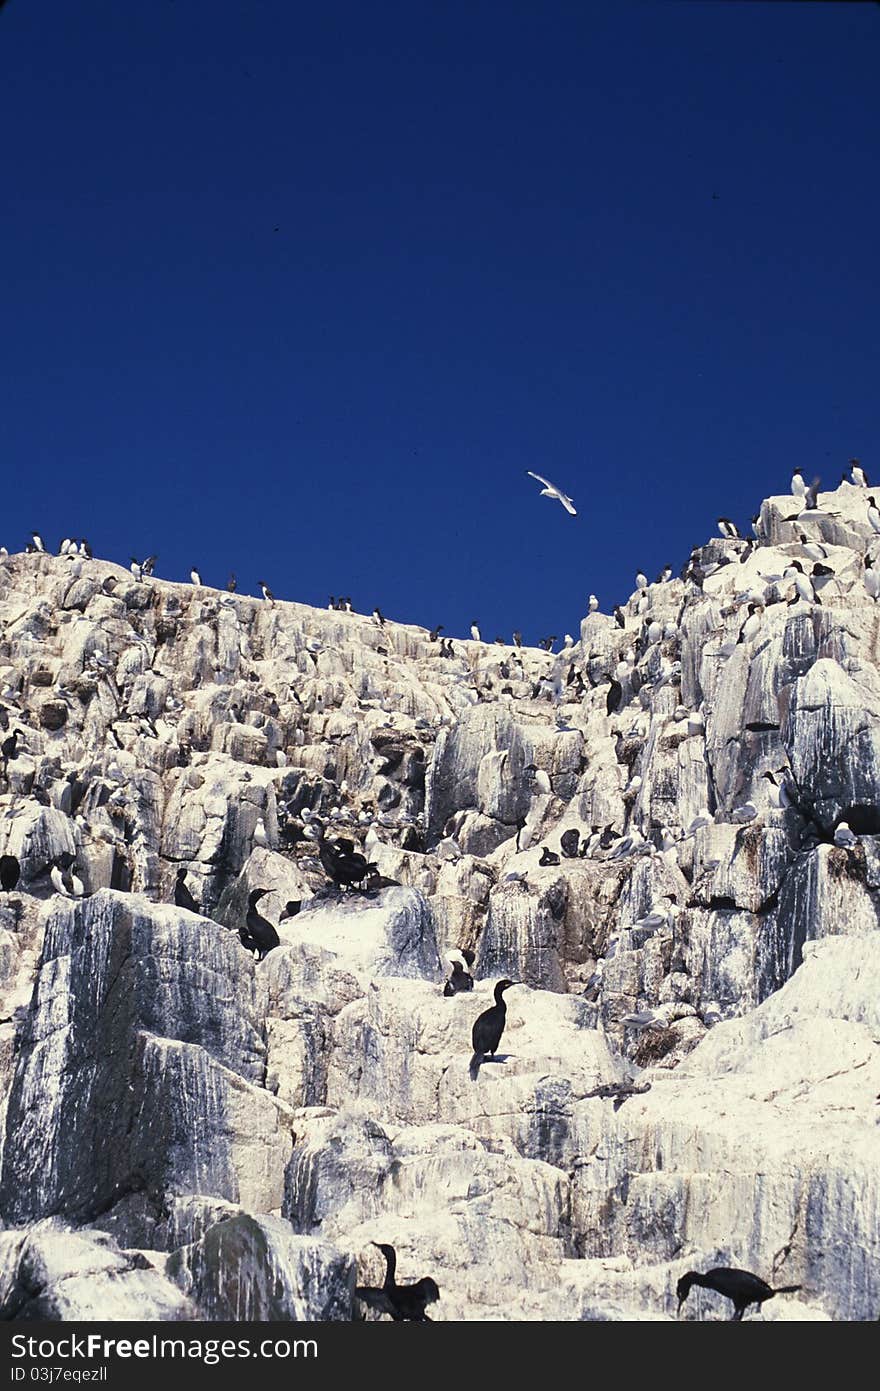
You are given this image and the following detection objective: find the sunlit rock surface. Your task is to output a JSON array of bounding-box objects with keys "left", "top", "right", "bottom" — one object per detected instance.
[{"left": 0, "top": 481, "right": 878, "bottom": 1320}]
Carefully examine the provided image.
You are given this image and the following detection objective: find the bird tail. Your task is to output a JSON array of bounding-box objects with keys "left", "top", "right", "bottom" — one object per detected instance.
[
  {"left": 773, "top": 1285, "right": 802, "bottom": 1295},
  {"left": 469, "top": 1052, "right": 483, "bottom": 1081}
]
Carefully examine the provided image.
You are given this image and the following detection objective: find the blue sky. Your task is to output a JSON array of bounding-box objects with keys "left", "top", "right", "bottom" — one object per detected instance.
[{"left": 1, "top": 1, "right": 878, "bottom": 643}]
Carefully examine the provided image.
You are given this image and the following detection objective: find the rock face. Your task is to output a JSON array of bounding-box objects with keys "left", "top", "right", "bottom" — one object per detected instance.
[{"left": 0, "top": 480, "right": 878, "bottom": 1320}]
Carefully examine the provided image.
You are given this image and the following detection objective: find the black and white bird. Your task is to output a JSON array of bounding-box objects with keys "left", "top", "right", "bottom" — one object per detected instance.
[
  {"left": 190, "top": 567, "right": 202, "bottom": 586},
  {"left": 470, "top": 621, "right": 481, "bottom": 642},
  {"left": 372, "top": 607, "right": 386, "bottom": 626},
  {"left": 227, "top": 573, "right": 237, "bottom": 592},
  {"left": 761, "top": 768, "right": 794, "bottom": 809},
  {"left": 141, "top": 555, "right": 157, "bottom": 577},
  {"left": 443, "top": 949, "right": 475, "bottom": 996},
  {"left": 867, "top": 497, "right": 880, "bottom": 535},
  {"left": 258, "top": 580, "right": 275, "bottom": 605},
  {"left": 850, "top": 458, "right": 868, "bottom": 488},
  {"left": 717, "top": 518, "right": 740, "bottom": 539},
  {"left": 791, "top": 468, "right": 806, "bottom": 497},
  {"left": 635, "top": 571, "right": 648, "bottom": 591},
  {"left": 31, "top": 531, "right": 46, "bottom": 552},
  {"left": 129, "top": 558, "right": 143, "bottom": 582},
  {"left": 864, "top": 556, "right": 880, "bottom": 601},
  {"left": 797, "top": 531, "right": 827, "bottom": 563},
  {"left": 739, "top": 603, "right": 762, "bottom": 643},
  {"left": 525, "top": 471, "right": 576, "bottom": 516},
  {"left": 656, "top": 564, "right": 673, "bottom": 583},
  {"left": 785, "top": 561, "right": 818, "bottom": 604},
  {"left": 588, "top": 594, "right": 599, "bottom": 612}
]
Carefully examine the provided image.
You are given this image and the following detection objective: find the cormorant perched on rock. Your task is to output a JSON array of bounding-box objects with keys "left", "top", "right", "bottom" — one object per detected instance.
[
  {"left": 173, "top": 867, "right": 200, "bottom": 914},
  {"left": 469, "top": 979, "right": 515, "bottom": 1080},
  {"left": 676, "top": 1267, "right": 801, "bottom": 1321},
  {"left": 559, "top": 829, "right": 580, "bottom": 859},
  {"left": 227, "top": 573, "right": 237, "bottom": 593},
  {"left": 606, "top": 679, "right": 623, "bottom": 716},
  {"left": 243, "top": 888, "right": 280, "bottom": 961},
  {"left": 0, "top": 854, "right": 20, "bottom": 892},
  {"left": 1, "top": 728, "right": 22, "bottom": 764},
  {"left": 443, "top": 949, "right": 474, "bottom": 996},
  {"left": 539, "top": 846, "right": 560, "bottom": 866},
  {"left": 318, "top": 836, "right": 377, "bottom": 892},
  {"left": 355, "top": 1243, "right": 441, "bottom": 1322}
]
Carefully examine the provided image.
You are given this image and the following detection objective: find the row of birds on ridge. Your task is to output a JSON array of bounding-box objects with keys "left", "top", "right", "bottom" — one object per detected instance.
[{"left": 12, "top": 455, "right": 874, "bottom": 639}]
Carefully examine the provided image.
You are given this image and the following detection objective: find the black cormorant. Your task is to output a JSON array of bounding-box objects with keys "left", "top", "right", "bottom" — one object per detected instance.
[
  {"left": 173, "top": 867, "right": 200, "bottom": 914},
  {"left": 539, "top": 846, "right": 561, "bottom": 866},
  {"left": 0, "top": 854, "right": 20, "bottom": 892},
  {"left": 443, "top": 950, "right": 474, "bottom": 996},
  {"left": 676, "top": 1267, "right": 801, "bottom": 1321},
  {"left": 469, "top": 979, "right": 515, "bottom": 1080},
  {"left": 355, "top": 1243, "right": 441, "bottom": 1322},
  {"left": 244, "top": 888, "right": 280, "bottom": 961}
]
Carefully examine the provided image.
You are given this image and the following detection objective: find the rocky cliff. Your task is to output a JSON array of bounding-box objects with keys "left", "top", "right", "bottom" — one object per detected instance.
[{"left": 0, "top": 480, "right": 878, "bottom": 1321}]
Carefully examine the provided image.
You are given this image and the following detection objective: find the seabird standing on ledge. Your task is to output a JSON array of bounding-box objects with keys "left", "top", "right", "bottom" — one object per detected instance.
[
  {"left": 717, "top": 518, "right": 739, "bottom": 539},
  {"left": 190, "top": 567, "right": 202, "bottom": 586},
  {"left": 676, "top": 1268, "right": 801, "bottom": 1321},
  {"left": 588, "top": 594, "right": 599, "bottom": 612},
  {"left": 864, "top": 556, "right": 880, "bottom": 601},
  {"left": 258, "top": 580, "right": 275, "bottom": 605},
  {"left": 525, "top": 471, "right": 577, "bottom": 516},
  {"left": 867, "top": 498, "right": 880, "bottom": 534},
  {"left": 791, "top": 469, "right": 806, "bottom": 497},
  {"left": 174, "top": 867, "right": 200, "bottom": 914},
  {"left": 470, "top": 621, "right": 481, "bottom": 642},
  {"left": 443, "top": 949, "right": 475, "bottom": 996},
  {"left": 227, "top": 573, "right": 237, "bottom": 593},
  {"left": 850, "top": 459, "right": 868, "bottom": 488},
  {"left": 469, "top": 979, "right": 515, "bottom": 1080},
  {"left": 355, "top": 1244, "right": 441, "bottom": 1322}
]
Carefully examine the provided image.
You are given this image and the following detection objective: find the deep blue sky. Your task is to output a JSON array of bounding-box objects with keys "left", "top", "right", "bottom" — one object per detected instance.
[{"left": 2, "top": 2, "right": 878, "bottom": 643}]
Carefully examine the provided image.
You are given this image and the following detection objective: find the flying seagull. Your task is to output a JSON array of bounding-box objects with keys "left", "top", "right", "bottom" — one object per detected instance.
[{"left": 526, "top": 471, "right": 576, "bottom": 516}]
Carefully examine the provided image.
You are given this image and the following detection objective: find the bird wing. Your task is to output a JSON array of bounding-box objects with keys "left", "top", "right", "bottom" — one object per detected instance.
[
  {"left": 354, "top": 1287, "right": 397, "bottom": 1319},
  {"left": 526, "top": 470, "right": 554, "bottom": 490}
]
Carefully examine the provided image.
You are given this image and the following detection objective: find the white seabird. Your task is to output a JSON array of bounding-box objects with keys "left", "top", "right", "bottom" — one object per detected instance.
[{"left": 525, "top": 471, "right": 577, "bottom": 516}]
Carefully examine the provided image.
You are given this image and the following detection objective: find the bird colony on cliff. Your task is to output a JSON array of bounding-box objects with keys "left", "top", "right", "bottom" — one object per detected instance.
[{"left": 0, "top": 465, "right": 878, "bottom": 1320}]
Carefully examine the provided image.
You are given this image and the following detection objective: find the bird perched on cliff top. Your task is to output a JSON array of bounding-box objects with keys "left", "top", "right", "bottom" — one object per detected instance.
[
  {"left": 791, "top": 469, "right": 806, "bottom": 497},
  {"left": 469, "top": 979, "right": 515, "bottom": 1080},
  {"left": 173, "top": 867, "right": 200, "bottom": 914},
  {"left": 470, "top": 621, "right": 481, "bottom": 642},
  {"left": 850, "top": 459, "right": 868, "bottom": 488},
  {"left": 676, "top": 1267, "right": 801, "bottom": 1321},
  {"left": 717, "top": 518, "right": 740, "bottom": 539},
  {"left": 129, "top": 558, "right": 143, "bottom": 582},
  {"left": 190, "top": 567, "right": 202, "bottom": 586},
  {"left": 1, "top": 728, "right": 23, "bottom": 766},
  {"left": 443, "top": 949, "right": 475, "bottom": 996},
  {"left": 31, "top": 532, "right": 46, "bottom": 552},
  {"left": 258, "top": 580, "right": 275, "bottom": 605},
  {"left": 588, "top": 594, "right": 599, "bottom": 612},
  {"left": 526, "top": 471, "right": 576, "bottom": 516},
  {"left": 539, "top": 845, "right": 561, "bottom": 866},
  {"left": 635, "top": 571, "right": 648, "bottom": 591},
  {"left": 656, "top": 564, "right": 673, "bottom": 583},
  {"left": 141, "top": 555, "right": 157, "bottom": 577},
  {"left": 867, "top": 498, "right": 880, "bottom": 535},
  {"left": 355, "top": 1244, "right": 441, "bottom": 1322},
  {"left": 864, "top": 557, "right": 880, "bottom": 601}
]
